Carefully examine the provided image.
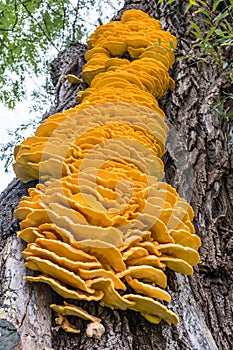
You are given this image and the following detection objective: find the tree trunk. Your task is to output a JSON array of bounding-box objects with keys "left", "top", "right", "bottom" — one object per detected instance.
[{"left": 0, "top": 1, "right": 232, "bottom": 349}]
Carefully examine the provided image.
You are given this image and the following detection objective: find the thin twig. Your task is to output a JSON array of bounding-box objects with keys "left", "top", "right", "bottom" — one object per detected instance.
[{"left": 72, "top": 0, "right": 80, "bottom": 42}]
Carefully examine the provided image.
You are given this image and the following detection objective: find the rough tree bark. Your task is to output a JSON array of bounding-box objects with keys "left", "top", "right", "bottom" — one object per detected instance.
[{"left": 0, "top": 1, "right": 232, "bottom": 349}]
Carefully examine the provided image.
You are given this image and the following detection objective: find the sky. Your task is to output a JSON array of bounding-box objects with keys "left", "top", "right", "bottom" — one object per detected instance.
[
  {"left": 0, "top": 102, "right": 30, "bottom": 192},
  {"left": 0, "top": 1, "right": 124, "bottom": 193},
  {"left": 0, "top": 75, "right": 43, "bottom": 192}
]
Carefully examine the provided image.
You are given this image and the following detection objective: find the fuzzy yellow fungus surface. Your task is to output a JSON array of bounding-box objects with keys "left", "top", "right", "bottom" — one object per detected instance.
[{"left": 13, "top": 9, "right": 201, "bottom": 332}]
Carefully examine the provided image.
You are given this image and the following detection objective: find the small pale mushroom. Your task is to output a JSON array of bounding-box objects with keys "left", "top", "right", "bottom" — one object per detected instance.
[{"left": 86, "top": 321, "right": 105, "bottom": 339}]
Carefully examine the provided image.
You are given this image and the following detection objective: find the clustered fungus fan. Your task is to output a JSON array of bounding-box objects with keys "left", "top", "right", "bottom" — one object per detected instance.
[{"left": 14, "top": 9, "right": 201, "bottom": 336}]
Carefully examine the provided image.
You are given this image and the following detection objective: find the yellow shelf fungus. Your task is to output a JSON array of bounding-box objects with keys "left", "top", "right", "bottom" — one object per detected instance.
[
  {"left": 13, "top": 9, "right": 201, "bottom": 334},
  {"left": 50, "top": 302, "right": 102, "bottom": 334}
]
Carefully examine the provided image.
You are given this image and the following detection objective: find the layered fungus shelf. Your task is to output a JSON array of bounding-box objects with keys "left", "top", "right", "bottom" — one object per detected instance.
[{"left": 13, "top": 9, "right": 201, "bottom": 335}]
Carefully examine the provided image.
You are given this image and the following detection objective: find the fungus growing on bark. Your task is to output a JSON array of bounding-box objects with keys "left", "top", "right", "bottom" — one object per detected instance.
[
  {"left": 13, "top": 102, "right": 167, "bottom": 182},
  {"left": 77, "top": 86, "right": 165, "bottom": 115},
  {"left": 82, "top": 8, "right": 176, "bottom": 87},
  {"left": 13, "top": 9, "right": 201, "bottom": 334},
  {"left": 15, "top": 171, "right": 200, "bottom": 326},
  {"left": 50, "top": 302, "right": 102, "bottom": 334},
  {"left": 66, "top": 74, "right": 82, "bottom": 84}
]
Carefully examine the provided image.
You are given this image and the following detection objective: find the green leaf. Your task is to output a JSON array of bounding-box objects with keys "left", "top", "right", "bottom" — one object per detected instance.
[
  {"left": 205, "top": 26, "right": 217, "bottom": 40},
  {"left": 192, "top": 0, "right": 208, "bottom": 7},
  {"left": 215, "top": 28, "right": 227, "bottom": 37},
  {"left": 214, "top": 9, "right": 231, "bottom": 24},
  {"left": 212, "top": 0, "right": 224, "bottom": 11},
  {"left": 185, "top": 3, "right": 193, "bottom": 14},
  {"left": 0, "top": 0, "right": 124, "bottom": 109},
  {"left": 194, "top": 8, "right": 211, "bottom": 18},
  {"left": 189, "top": 20, "right": 202, "bottom": 35}
]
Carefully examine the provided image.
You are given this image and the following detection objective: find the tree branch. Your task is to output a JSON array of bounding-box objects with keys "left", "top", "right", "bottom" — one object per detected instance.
[{"left": 18, "top": 0, "right": 59, "bottom": 51}]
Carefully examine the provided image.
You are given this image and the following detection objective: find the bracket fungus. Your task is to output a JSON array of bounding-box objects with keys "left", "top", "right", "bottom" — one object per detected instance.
[{"left": 13, "top": 9, "right": 201, "bottom": 336}]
